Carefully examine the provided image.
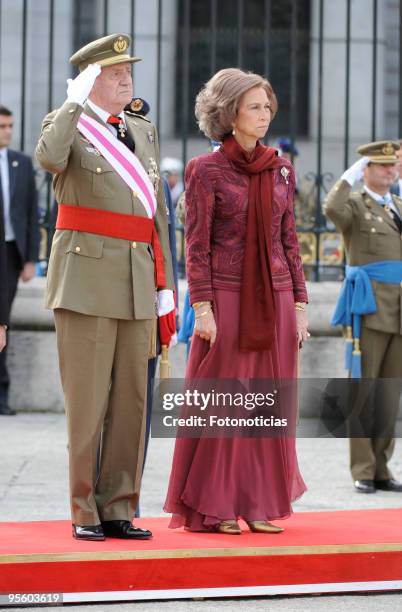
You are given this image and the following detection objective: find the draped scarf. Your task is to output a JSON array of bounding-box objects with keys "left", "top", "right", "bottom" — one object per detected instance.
[{"left": 222, "top": 134, "right": 278, "bottom": 351}]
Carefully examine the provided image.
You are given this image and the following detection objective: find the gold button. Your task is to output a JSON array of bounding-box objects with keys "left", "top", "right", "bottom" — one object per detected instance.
[
  {"left": 132, "top": 191, "right": 138, "bottom": 198},
  {"left": 400, "top": 282, "right": 402, "bottom": 287},
  {"left": 96, "top": 167, "right": 102, "bottom": 173},
  {"left": 132, "top": 241, "right": 137, "bottom": 249},
  {"left": 371, "top": 227, "right": 376, "bottom": 233},
  {"left": 75, "top": 246, "right": 81, "bottom": 253},
  {"left": 68, "top": 108, "right": 75, "bottom": 114}
]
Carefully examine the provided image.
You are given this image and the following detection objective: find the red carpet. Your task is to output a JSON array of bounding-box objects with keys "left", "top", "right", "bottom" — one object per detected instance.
[{"left": 0, "top": 509, "right": 401, "bottom": 603}]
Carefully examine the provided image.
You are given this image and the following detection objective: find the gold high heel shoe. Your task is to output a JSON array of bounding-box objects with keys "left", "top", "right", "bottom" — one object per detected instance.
[
  {"left": 217, "top": 520, "right": 242, "bottom": 535},
  {"left": 246, "top": 520, "right": 284, "bottom": 534}
]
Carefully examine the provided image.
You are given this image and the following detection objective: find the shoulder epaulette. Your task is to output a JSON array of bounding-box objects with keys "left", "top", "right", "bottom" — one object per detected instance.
[{"left": 125, "top": 111, "right": 151, "bottom": 123}]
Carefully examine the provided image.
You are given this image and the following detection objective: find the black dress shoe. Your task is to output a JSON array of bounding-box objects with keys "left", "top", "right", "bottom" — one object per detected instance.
[
  {"left": 375, "top": 479, "right": 402, "bottom": 492},
  {"left": 354, "top": 479, "right": 376, "bottom": 493},
  {"left": 72, "top": 524, "right": 105, "bottom": 541},
  {"left": 101, "top": 520, "right": 152, "bottom": 539},
  {"left": 0, "top": 404, "right": 16, "bottom": 416}
]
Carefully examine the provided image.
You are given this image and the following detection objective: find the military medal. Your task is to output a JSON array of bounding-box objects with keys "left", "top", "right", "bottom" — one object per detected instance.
[
  {"left": 118, "top": 124, "right": 126, "bottom": 138},
  {"left": 147, "top": 131, "right": 154, "bottom": 144},
  {"left": 148, "top": 156, "right": 160, "bottom": 195},
  {"left": 280, "top": 166, "right": 290, "bottom": 184}
]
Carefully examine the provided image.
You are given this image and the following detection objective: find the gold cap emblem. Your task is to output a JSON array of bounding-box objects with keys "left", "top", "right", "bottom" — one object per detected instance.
[
  {"left": 382, "top": 143, "right": 394, "bottom": 156},
  {"left": 113, "top": 36, "right": 128, "bottom": 54}
]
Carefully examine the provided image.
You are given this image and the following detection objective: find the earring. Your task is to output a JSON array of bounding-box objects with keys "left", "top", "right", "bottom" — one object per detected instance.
[{"left": 232, "top": 128, "right": 235, "bottom": 135}]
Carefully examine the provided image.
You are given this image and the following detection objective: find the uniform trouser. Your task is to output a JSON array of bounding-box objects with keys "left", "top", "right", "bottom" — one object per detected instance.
[
  {"left": 349, "top": 325, "right": 402, "bottom": 481},
  {"left": 54, "top": 308, "right": 152, "bottom": 525}
]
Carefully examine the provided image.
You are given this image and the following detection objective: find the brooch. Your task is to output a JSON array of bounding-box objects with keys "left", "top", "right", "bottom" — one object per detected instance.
[{"left": 280, "top": 166, "right": 290, "bottom": 184}]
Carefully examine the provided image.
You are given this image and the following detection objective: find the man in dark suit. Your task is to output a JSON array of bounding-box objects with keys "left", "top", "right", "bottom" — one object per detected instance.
[
  {"left": 0, "top": 208, "right": 8, "bottom": 355},
  {"left": 0, "top": 105, "right": 39, "bottom": 415}
]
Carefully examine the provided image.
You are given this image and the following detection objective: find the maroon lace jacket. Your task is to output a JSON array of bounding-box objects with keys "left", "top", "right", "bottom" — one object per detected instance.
[{"left": 185, "top": 148, "right": 308, "bottom": 305}]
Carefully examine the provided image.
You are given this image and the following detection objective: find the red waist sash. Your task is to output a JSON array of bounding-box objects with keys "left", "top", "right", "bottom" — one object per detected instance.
[{"left": 56, "top": 204, "right": 166, "bottom": 288}]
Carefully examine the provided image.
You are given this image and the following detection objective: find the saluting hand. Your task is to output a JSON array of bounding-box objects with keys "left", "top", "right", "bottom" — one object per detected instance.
[
  {"left": 341, "top": 156, "right": 370, "bottom": 186},
  {"left": 66, "top": 63, "right": 102, "bottom": 106}
]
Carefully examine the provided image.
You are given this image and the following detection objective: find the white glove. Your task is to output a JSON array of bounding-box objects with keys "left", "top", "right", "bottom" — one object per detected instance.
[
  {"left": 169, "top": 332, "right": 178, "bottom": 348},
  {"left": 157, "top": 289, "right": 175, "bottom": 316},
  {"left": 341, "top": 156, "right": 370, "bottom": 186},
  {"left": 66, "top": 64, "right": 101, "bottom": 106}
]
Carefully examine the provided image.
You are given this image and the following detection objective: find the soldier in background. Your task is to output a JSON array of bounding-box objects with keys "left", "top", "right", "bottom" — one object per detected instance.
[
  {"left": 160, "top": 157, "right": 183, "bottom": 208},
  {"left": 324, "top": 141, "right": 402, "bottom": 494}
]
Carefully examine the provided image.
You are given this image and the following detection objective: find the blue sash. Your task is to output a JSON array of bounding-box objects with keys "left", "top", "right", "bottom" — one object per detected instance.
[{"left": 332, "top": 261, "right": 402, "bottom": 377}]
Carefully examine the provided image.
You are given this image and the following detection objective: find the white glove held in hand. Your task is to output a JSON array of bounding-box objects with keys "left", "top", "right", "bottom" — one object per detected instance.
[
  {"left": 157, "top": 289, "right": 175, "bottom": 317},
  {"left": 66, "top": 64, "right": 101, "bottom": 105},
  {"left": 341, "top": 156, "right": 370, "bottom": 186}
]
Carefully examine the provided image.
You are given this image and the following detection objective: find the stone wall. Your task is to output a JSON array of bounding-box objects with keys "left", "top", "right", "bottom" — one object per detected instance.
[{"left": 7, "top": 278, "right": 345, "bottom": 412}]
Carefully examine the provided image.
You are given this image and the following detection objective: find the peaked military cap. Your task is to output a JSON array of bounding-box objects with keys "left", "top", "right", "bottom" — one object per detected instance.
[
  {"left": 70, "top": 33, "right": 141, "bottom": 72},
  {"left": 357, "top": 140, "right": 400, "bottom": 165}
]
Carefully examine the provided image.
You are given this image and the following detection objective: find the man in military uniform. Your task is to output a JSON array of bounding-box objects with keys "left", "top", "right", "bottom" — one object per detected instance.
[
  {"left": 324, "top": 141, "right": 402, "bottom": 494},
  {"left": 36, "top": 34, "right": 174, "bottom": 540}
]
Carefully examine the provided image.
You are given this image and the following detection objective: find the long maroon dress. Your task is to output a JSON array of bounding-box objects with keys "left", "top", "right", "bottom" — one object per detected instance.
[{"left": 164, "top": 148, "right": 307, "bottom": 531}]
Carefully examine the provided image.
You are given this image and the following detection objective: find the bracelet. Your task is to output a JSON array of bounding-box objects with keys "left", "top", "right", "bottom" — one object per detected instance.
[
  {"left": 193, "top": 301, "right": 211, "bottom": 309},
  {"left": 195, "top": 310, "right": 211, "bottom": 319}
]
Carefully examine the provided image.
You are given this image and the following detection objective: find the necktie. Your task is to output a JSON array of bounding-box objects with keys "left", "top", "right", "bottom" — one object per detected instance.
[
  {"left": 107, "top": 115, "right": 135, "bottom": 152},
  {"left": 382, "top": 196, "right": 402, "bottom": 232}
]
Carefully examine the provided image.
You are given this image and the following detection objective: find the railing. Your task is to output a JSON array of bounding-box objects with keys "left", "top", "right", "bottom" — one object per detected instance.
[{"left": 1, "top": 0, "right": 401, "bottom": 280}]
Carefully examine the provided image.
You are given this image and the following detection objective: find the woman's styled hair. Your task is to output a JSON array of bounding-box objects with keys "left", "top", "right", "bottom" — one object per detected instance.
[{"left": 195, "top": 68, "right": 277, "bottom": 142}]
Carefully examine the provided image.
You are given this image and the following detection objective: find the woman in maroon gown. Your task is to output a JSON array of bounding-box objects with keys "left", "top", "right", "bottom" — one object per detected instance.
[{"left": 164, "top": 68, "right": 309, "bottom": 534}]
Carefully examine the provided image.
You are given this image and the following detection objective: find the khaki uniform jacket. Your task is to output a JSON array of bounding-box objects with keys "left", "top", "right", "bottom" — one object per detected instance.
[
  {"left": 324, "top": 179, "right": 402, "bottom": 335},
  {"left": 36, "top": 101, "right": 174, "bottom": 320}
]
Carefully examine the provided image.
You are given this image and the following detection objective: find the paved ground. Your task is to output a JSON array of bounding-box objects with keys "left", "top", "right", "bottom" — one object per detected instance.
[{"left": 1, "top": 411, "right": 401, "bottom": 611}]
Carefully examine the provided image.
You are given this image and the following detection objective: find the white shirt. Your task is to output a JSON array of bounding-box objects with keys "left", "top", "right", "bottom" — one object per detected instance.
[
  {"left": 364, "top": 184, "right": 401, "bottom": 219},
  {"left": 0, "top": 147, "right": 15, "bottom": 241},
  {"left": 86, "top": 99, "right": 126, "bottom": 136}
]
